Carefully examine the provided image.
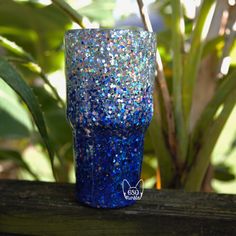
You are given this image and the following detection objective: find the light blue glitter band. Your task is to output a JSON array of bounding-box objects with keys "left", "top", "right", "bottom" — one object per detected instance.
[{"left": 65, "top": 29, "right": 156, "bottom": 208}]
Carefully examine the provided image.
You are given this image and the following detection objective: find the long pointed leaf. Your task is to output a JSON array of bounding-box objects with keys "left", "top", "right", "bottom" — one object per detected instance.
[
  {"left": 188, "top": 69, "right": 236, "bottom": 166},
  {"left": 0, "top": 57, "right": 56, "bottom": 180},
  {"left": 184, "top": 70, "right": 236, "bottom": 190},
  {"left": 171, "top": 0, "right": 187, "bottom": 162},
  {"left": 184, "top": 88, "right": 236, "bottom": 191},
  {"left": 183, "top": 0, "right": 215, "bottom": 121},
  {"left": 51, "top": 0, "right": 85, "bottom": 28},
  {"left": 0, "top": 35, "right": 64, "bottom": 106},
  {"left": 0, "top": 35, "right": 33, "bottom": 61}
]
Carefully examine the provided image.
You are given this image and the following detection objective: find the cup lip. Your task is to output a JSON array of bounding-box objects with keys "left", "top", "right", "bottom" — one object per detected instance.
[{"left": 65, "top": 28, "right": 156, "bottom": 36}]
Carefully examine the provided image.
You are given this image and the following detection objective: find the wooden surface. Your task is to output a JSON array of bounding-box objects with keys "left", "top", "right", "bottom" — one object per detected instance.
[{"left": 0, "top": 180, "right": 236, "bottom": 236}]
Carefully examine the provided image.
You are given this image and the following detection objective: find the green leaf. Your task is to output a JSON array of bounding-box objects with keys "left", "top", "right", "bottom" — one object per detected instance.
[
  {"left": 0, "top": 35, "right": 64, "bottom": 106},
  {"left": 183, "top": 0, "right": 215, "bottom": 121},
  {"left": 184, "top": 71, "right": 236, "bottom": 191},
  {"left": 0, "top": 109, "right": 29, "bottom": 139},
  {"left": 0, "top": 57, "right": 56, "bottom": 180},
  {"left": 33, "top": 86, "right": 72, "bottom": 149},
  {"left": 230, "top": 40, "right": 236, "bottom": 65},
  {"left": 202, "top": 35, "right": 224, "bottom": 58},
  {"left": 189, "top": 70, "right": 236, "bottom": 161},
  {"left": 78, "top": 0, "right": 116, "bottom": 27},
  {"left": 0, "top": 149, "right": 38, "bottom": 180},
  {"left": 227, "top": 131, "right": 236, "bottom": 155},
  {"left": 32, "top": 86, "right": 71, "bottom": 181},
  {"left": 0, "top": 0, "right": 71, "bottom": 72},
  {"left": 214, "top": 163, "right": 235, "bottom": 182},
  {"left": 171, "top": 0, "right": 186, "bottom": 162},
  {"left": 0, "top": 35, "right": 33, "bottom": 61},
  {"left": 0, "top": 79, "right": 32, "bottom": 139},
  {"left": 156, "top": 30, "right": 172, "bottom": 50},
  {"left": 51, "top": 0, "right": 85, "bottom": 28}
]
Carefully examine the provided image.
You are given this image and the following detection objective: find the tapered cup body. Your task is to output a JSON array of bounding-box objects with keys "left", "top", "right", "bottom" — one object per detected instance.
[{"left": 65, "top": 29, "right": 156, "bottom": 208}]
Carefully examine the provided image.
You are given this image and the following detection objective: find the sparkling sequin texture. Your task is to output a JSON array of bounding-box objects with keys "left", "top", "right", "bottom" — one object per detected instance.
[{"left": 65, "top": 29, "right": 156, "bottom": 208}]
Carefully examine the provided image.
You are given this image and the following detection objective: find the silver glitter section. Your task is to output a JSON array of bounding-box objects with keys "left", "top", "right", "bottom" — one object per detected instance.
[{"left": 65, "top": 29, "right": 156, "bottom": 130}]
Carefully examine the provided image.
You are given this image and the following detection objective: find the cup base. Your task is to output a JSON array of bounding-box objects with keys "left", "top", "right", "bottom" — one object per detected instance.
[
  {"left": 74, "top": 130, "right": 144, "bottom": 209},
  {"left": 75, "top": 191, "right": 137, "bottom": 208}
]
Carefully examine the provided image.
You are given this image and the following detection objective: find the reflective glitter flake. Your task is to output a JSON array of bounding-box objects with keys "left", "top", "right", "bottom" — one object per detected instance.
[{"left": 65, "top": 29, "right": 156, "bottom": 208}]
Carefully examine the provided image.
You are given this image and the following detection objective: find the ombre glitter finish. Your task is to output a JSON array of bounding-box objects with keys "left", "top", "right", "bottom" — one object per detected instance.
[{"left": 65, "top": 29, "right": 156, "bottom": 208}]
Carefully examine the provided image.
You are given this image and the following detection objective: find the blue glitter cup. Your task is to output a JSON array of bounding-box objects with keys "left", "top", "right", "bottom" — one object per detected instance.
[{"left": 65, "top": 29, "right": 156, "bottom": 208}]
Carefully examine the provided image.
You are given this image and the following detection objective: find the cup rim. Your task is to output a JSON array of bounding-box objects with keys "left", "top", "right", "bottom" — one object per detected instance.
[{"left": 65, "top": 28, "right": 156, "bottom": 36}]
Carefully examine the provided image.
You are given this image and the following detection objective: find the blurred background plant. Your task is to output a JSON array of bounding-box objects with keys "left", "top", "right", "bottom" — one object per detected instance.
[{"left": 0, "top": 0, "right": 235, "bottom": 193}]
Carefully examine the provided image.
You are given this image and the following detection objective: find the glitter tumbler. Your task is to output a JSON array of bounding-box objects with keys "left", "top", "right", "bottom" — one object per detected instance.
[{"left": 65, "top": 29, "right": 156, "bottom": 208}]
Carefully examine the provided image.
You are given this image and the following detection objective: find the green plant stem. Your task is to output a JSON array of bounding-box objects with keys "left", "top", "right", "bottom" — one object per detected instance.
[
  {"left": 184, "top": 89, "right": 236, "bottom": 191},
  {"left": 148, "top": 119, "right": 175, "bottom": 187},
  {"left": 148, "top": 84, "right": 175, "bottom": 188},
  {"left": 148, "top": 86, "right": 175, "bottom": 187},
  {"left": 171, "top": 0, "right": 186, "bottom": 163},
  {"left": 136, "top": 0, "right": 177, "bottom": 166},
  {"left": 183, "top": 0, "right": 215, "bottom": 122},
  {"left": 187, "top": 70, "right": 236, "bottom": 167},
  {"left": 51, "top": 0, "right": 85, "bottom": 28}
]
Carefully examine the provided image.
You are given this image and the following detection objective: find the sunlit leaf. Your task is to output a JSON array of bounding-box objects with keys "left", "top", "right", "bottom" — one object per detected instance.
[
  {"left": 0, "top": 35, "right": 33, "bottom": 60},
  {"left": 183, "top": 0, "right": 215, "bottom": 119},
  {"left": 0, "top": 35, "right": 64, "bottom": 105},
  {"left": 185, "top": 74, "right": 236, "bottom": 191},
  {"left": 0, "top": 79, "right": 32, "bottom": 139},
  {"left": 0, "top": 57, "right": 56, "bottom": 179},
  {"left": 0, "top": 0, "right": 71, "bottom": 72},
  {"left": 78, "top": 0, "right": 116, "bottom": 27}
]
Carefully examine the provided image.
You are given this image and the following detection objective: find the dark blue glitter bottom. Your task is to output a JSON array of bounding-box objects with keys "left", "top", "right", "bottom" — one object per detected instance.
[{"left": 74, "top": 128, "right": 144, "bottom": 208}]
